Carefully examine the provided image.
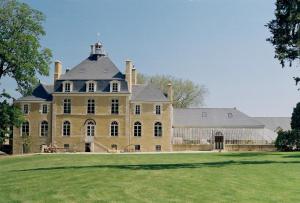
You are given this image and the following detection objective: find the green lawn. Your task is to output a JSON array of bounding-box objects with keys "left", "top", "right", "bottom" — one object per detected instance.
[{"left": 0, "top": 152, "right": 300, "bottom": 203}]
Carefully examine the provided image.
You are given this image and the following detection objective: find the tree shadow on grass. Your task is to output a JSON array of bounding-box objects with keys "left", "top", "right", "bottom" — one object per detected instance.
[
  {"left": 12, "top": 160, "right": 300, "bottom": 172},
  {"left": 220, "top": 152, "right": 282, "bottom": 157},
  {"left": 283, "top": 154, "right": 300, "bottom": 158}
]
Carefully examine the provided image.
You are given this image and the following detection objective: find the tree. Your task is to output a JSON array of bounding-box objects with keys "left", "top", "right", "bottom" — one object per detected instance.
[
  {"left": 137, "top": 73, "right": 208, "bottom": 108},
  {"left": 291, "top": 102, "right": 300, "bottom": 130},
  {"left": 0, "top": 92, "right": 24, "bottom": 146},
  {"left": 0, "top": 0, "right": 51, "bottom": 148},
  {"left": 266, "top": 0, "right": 300, "bottom": 84},
  {"left": 0, "top": 0, "right": 52, "bottom": 95}
]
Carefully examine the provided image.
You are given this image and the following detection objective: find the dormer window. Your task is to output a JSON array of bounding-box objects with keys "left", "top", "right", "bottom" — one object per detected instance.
[
  {"left": 228, "top": 113, "right": 233, "bottom": 118},
  {"left": 86, "top": 81, "right": 96, "bottom": 92},
  {"left": 63, "top": 81, "right": 73, "bottom": 92},
  {"left": 110, "top": 81, "right": 120, "bottom": 92}
]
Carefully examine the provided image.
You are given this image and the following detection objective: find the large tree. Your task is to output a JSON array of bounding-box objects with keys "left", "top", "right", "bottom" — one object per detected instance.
[
  {"left": 266, "top": 0, "right": 300, "bottom": 84},
  {"left": 0, "top": 0, "right": 52, "bottom": 95},
  {"left": 137, "top": 73, "right": 208, "bottom": 108},
  {"left": 0, "top": 0, "right": 51, "bottom": 146}
]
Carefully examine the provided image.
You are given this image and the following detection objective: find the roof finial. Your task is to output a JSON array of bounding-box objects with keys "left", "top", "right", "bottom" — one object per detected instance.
[{"left": 97, "top": 32, "right": 100, "bottom": 43}]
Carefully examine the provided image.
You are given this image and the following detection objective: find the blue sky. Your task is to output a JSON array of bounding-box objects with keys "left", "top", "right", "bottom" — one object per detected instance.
[{"left": 2, "top": 0, "right": 299, "bottom": 116}]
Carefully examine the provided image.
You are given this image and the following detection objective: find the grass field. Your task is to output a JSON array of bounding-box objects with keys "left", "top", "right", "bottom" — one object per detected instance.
[{"left": 0, "top": 152, "right": 300, "bottom": 203}]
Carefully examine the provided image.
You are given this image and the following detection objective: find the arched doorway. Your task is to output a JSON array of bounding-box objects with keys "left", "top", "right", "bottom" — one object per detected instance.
[{"left": 214, "top": 132, "right": 224, "bottom": 150}]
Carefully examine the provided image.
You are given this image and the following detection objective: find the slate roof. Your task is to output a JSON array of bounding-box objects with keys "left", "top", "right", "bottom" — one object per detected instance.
[
  {"left": 131, "top": 84, "right": 169, "bottom": 102},
  {"left": 253, "top": 117, "right": 291, "bottom": 131},
  {"left": 173, "top": 108, "right": 265, "bottom": 128},
  {"left": 16, "top": 84, "right": 53, "bottom": 102},
  {"left": 59, "top": 56, "right": 124, "bottom": 80}
]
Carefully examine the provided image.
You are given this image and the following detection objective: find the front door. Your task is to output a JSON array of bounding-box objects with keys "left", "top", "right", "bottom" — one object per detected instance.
[
  {"left": 215, "top": 136, "right": 224, "bottom": 150},
  {"left": 85, "top": 143, "right": 91, "bottom": 152}
]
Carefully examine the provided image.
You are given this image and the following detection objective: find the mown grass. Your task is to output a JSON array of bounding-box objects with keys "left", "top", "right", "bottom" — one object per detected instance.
[{"left": 0, "top": 152, "right": 300, "bottom": 203}]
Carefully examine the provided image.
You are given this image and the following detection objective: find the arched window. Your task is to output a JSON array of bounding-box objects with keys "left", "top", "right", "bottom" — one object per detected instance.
[
  {"left": 134, "top": 121, "right": 142, "bottom": 137},
  {"left": 154, "top": 122, "right": 162, "bottom": 137},
  {"left": 63, "top": 121, "right": 71, "bottom": 136},
  {"left": 87, "top": 99, "right": 95, "bottom": 114},
  {"left": 63, "top": 99, "right": 71, "bottom": 114},
  {"left": 40, "top": 121, "right": 48, "bottom": 136},
  {"left": 21, "top": 121, "right": 29, "bottom": 136},
  {"left": 111, "top": 121, "right": 118, "bottom": 136},
  {"left": 86, "top": 121, "right": 95, "bottom": 136}
]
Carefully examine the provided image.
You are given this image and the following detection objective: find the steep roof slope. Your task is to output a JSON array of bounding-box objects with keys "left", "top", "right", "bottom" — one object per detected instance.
[
  {"left": 173, "top": 108, "right": 264, "bottom": 128},
  {"left": 253, "top": 117, "right": 291, "bottom": 131},
  {"left": 59, "top": 56, "right": 124, "bottom": 80},
  {"left": 16, "top": 84, "right": 53, "bottom": 101},
  {"left": 131, "top": 84, "right": 168, "bottom": 102}
]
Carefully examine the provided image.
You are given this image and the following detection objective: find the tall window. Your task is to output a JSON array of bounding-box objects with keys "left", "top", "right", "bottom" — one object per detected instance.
[
  {"left": 63, "top": 99, "right": 71, "bottom": 114},
  {"left": 21, "top": 121, "right": 29, "bottom": 136},
  {"left": 63, "top": 121, "right": 71, "bottom": 136},
  {"left": 23, "top": 104, "right": 29, "bottom": 114},
  {"left": 112, "top": 82, "right": 119, "bottom": 92},
  {"left": 135, "top": 105, "right": 141, "bottom": 115},
  {"left": 155, "top": 105, "right": 161, "bottom": 115},
  {"left": 111, "top": 121, "right": 118, "bottom": 136},
  {"left": 64, "top": 82, "right": 71, "bottom": 92},
  {"left": 40, "top": 121, "right": 48, "bottom": 136},
  {"left": 154, "top": 122, "right": 162, "bottom": 137},
  {"left": 86, "top": 121, "right": 95, "bottom": 136},
  {"left": 111, "top": 99, "right": 119, "bottom": 114},
  {"left": 42, "top": 104, "right": 48, "bottom": 114},
  {"left": 87, "top": 99, "right": 95, "bottom": 114},
  {"left": 134, "top": 122, "right": 142, "bottom": 137},
  {"left": 88, "top": 82, "right": 95, "bottom": 92}
]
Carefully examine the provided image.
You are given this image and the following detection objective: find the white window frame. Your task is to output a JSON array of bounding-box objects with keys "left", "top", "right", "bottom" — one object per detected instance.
[
  {"left": 22, "top": 104, "right": 30, "bottom": 115},
  {"left": 133, "top": 121, "right": 142, "bottom": 137},
  {"left": 40, "top": 120, "right": 49, "bottom": 137},
  {"left": 154, "top": 122, "right": 162, "bottom": 137},
  {"left": 154, "top": 104, "right": 162, "bottom": 115},
  {"left": 62, "top": 81, "right": 73, "bottom": 92},
  {"left": 87, "top": 99, "right": 95, "bottom": 114},
  {"left": 41, "top": 104, "right": 49, "bottom": 114},
  {"left": 62, "top": 120, "right": 71, "bottom": 136},
  {"left": 63, "top": 98, "right": 71, "bottom": 114},
  {"left": 110, "top": 80, "right": 121, "bottom": 92},
  {"left": 111, "top": 98, "right": 119, "bottom": 114},
  {"left": 86, "top": 120, "right": 96, "bottom": 137},
  {"left": 110, "top": 121, "right": 119, "bottom": 136},
  {"left": 135, "top": 104, "right": 141, "bottom": 115},
  {"left": 86, "top": 81, "right": 97, "bottom": 92},
  {"left": 21, "top": 121, "right": 30, "bottom": 137}
]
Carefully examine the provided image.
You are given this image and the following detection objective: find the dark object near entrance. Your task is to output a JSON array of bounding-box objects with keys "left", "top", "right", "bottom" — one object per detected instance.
[
  {"left": 85, "top": 143, "right": 91, "bottom": 152},
  {"left": 215, "top": 136, "right": 224, "bottom": 150}
]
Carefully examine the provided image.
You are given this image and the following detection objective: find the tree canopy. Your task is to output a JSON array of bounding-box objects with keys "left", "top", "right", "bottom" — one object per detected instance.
[
  {"left": 0, "top": 0, "right": 51, "bottom": 147},
  {"left": 137, "top": 73, "right": 208, "bottom": 108},
  {"left": 0, "top": 0, "right": 52, "bottom": 96},
  {"left": 266, "top": 0, "right": 299, "bottom": 68},
  {"left": 291, "top": 102, "right": 300, "bottom": 130}
]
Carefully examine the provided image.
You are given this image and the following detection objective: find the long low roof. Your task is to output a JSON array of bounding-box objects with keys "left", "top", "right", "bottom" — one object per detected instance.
[
  {"left": 253, "top": 117, "right": 291, "bottom": 131},
  {"left": 173, "top": 108, "right": 265, "bottom": 128}
]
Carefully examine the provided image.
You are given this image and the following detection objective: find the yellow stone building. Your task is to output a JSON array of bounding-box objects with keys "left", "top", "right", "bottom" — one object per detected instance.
[
  {"left": 12, "top": 42, "right": 291, "bottom": 154},
  {"left": 13, "top": 42, "right": 173, "bottom": 154}
]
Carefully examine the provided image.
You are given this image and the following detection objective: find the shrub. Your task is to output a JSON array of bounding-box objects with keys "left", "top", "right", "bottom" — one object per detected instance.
[{"left": 275, "top": 130, "right": 300, "bottom": 151}]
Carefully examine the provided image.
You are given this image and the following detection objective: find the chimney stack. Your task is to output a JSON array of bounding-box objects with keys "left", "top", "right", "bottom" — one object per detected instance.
[
  {"left": 167, "top": 82, "right": 173, "bottom": 102},
  {"left": 125, "top": 59, "right": 133, "bottom": 92},
  {"left": 90, "top": 45, "right": 94, "bottom": 55},
  {"left": 54, "top": 60, "right": 62, "bottom": 82},
  {"left": 132, "top": 66, "right": 137, "bottom": 85}
]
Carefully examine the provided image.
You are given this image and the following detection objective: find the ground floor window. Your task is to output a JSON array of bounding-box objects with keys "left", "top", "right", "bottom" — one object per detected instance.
[
  {"left": 64, "top": 144, "right": 70, "bottom": 149},
  {"left": 134, "top": 145, "right": 141, "bottom": 151},
  {"left": 111, "top": 144, "right": 117, "bottom": 150},
  {"left": 155, "top": 145, "right": 161, "bottom": 151}
]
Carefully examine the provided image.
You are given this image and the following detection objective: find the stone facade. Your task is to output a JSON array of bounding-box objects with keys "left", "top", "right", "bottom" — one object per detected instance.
[{"left": 13, "top": 42, "right": 172, "bottom": 154}]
